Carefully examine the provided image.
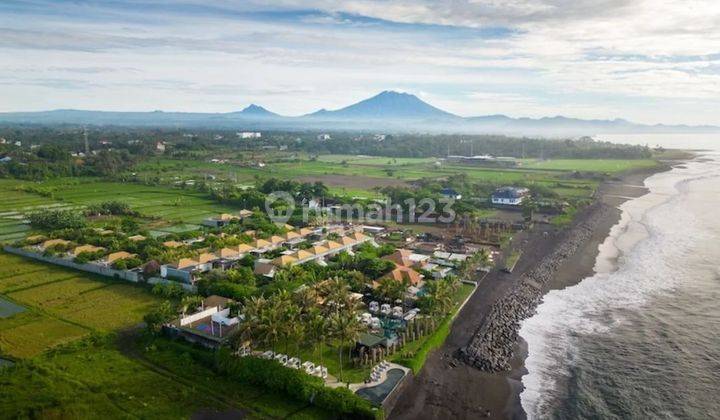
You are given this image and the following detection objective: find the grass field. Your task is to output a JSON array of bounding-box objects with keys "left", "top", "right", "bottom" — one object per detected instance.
[
  {"left": 120, "top": 155, "right": 635, "bottom": 203},
  {"left": 0, "top": 178, "right": 244, "bottom": 243},
  {"left": 0, "top": 252, "right": 159, "bottom": 359},
  {"left": 0, "top": 337, "right": 332, "bottom": 419}
]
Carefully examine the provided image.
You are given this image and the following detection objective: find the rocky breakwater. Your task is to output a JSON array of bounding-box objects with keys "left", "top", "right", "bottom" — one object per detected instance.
[{"left": 461, "top": 203, "right": 610, "bottom": 372}]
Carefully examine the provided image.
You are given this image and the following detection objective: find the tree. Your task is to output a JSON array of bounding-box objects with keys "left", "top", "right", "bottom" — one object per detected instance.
[
  {"left": 327, "top": 299, "right": 364, "bottom": 383},
  {"left": 144, "top": 301, "right": 176, "bottom": 333},
  {"left": 375, "top": 277, "right": 408, "bottom": 302}
]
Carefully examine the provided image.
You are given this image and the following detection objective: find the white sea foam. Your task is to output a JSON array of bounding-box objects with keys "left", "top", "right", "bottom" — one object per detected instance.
[{"left": 519, "top": 156, "right": 720, "bottom": 419}]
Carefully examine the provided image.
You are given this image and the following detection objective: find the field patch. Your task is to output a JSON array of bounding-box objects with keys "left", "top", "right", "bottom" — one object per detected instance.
[
  {"left": 52, "top": 284, "right": 158, "bottom": 331},
  {"left": 0, "top": 311, "right": 88, "bottom": 358}
]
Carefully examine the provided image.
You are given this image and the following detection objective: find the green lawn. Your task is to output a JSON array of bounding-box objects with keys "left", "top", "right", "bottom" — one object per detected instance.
[{"left": 391, "top": 283, "right": 475, "bottom": 373}]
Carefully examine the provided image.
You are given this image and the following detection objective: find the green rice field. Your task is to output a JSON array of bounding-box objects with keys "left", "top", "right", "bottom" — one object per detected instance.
[{"left": 0, "top": 252, "right": 159, "bottom": 359}]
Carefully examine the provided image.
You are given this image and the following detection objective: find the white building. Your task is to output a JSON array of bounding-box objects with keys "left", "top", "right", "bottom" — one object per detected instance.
[
  {"left": 237, "top": 132, "right": 262, "bottom": 139},
  {"left": 491, "top": 187, "right": 530, "bottom": 206}
]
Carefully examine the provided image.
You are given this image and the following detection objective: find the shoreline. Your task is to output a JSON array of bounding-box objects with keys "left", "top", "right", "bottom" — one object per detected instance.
[{"left": 389, "top": 162, "right": 677, "bottom": 419}]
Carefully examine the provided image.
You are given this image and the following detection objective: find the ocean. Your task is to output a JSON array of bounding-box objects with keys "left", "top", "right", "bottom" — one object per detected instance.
[{"left": 519, "top": 135, "right": 720, "bottom": 419}]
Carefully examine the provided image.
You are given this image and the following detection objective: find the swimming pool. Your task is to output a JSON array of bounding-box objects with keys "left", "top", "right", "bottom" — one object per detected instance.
[{"left": 355, "top": 368, "right": 406, "bottom": 406}]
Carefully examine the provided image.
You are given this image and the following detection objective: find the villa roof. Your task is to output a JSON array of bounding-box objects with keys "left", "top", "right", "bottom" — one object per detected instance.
[
  {"left": 72, "top": 244, "right": 105, "bottom": 256},
  {"left": 381, "top": 265, "right": 422, "bottom": 286},
  {"left": 163, "top": 240, "right": 184, "bottom": 248},
  {"left": 298, "top": 228, "right": 313, "bottom": 236},
  {"left": 176, "top": 258, "right": 199, "bottom": 269},
  {"left": 203, "top": 295, "right": 232, "bottom": 309},
  {"left": 42, "top": 238, "right": 70, "bottom": 248},
  {"left": 325, "top": 240, "right": 343, "bottom": 250},
  {"left": 271, "top": 254, "right": 297, "bottom": 266},
  {"left": 383, "top": 249, "right": 414, "bottom": 267},
  {"left": 236, "top": 243, "right": 255, "bottom": 253},
  {"left": 218, "top": 248, "right": 239, "bottom": 258},
  {"left": 254, "top": 261, "right": 276, "bottom": 277},
  {"left": 107, "top": 251, "right": 136, "bottom": 263},
  {"left": 238, "top": 209, "right": 253, "bottom": 218},
  {"left": 127, "top": 235, "right": 146, "bottom": 242},
  {"left": 338, "top": 236, "right": 356, "bottom": 246},
  {"left": 349, "top": 231, "right": 368, "bottom": 242},
  {"left": 197, "top": 252, "right": 217, "bottom": 264},
  {"left": 218, "top": 213, "right": 238, "bottom": 221},
  {"left": 292, "top": 249, "right": 313, "bottom": 260},
  {"left": 284, "top": 231, "right": 301, "bottom": 240},
  {"left": 269, "top": 235, "right": 285, "bottom": 244},
  {"left": 308, "top": 245, "right": 329, "bottom": 255},
  {"left": 253, "top": 239, "right": 271, "bottom": 248}
]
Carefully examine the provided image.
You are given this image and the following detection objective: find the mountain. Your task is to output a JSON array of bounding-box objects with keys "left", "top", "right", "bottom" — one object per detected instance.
[
  {"left": 233, "top": 104, "right": 278, "bottom": 117},
  {"left": 0, "top": 90, "right": 718, "bottom": 136},
  {"left": 306, "top": 90, "right": 458, "bottom": 120}
]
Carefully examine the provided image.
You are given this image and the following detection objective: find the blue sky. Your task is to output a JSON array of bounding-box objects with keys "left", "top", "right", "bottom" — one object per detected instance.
[{"left": 1, "top": 0, "right": 719, "bottom": 125}]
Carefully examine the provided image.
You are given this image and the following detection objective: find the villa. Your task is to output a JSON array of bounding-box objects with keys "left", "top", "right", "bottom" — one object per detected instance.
[{"left": 167, "top": 295, "right": 241, "bottom": 349}]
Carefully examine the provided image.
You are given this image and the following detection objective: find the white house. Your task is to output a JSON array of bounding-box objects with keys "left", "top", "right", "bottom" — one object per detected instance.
[
  {"left": 237, "top": 132, "right": 262, "bottom": 139},
  {"left": 491, "top": 187, "right": 530, "bottom": 206}
]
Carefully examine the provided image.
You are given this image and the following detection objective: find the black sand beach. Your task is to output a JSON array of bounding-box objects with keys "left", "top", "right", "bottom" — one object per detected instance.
[{"left": 389, "top": 167, "right": 669, "bottom": 420}]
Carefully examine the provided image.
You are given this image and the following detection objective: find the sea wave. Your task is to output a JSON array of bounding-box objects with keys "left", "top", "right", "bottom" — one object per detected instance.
[{"left": 518, "top": 157, "right": 718, "bottom": 419}]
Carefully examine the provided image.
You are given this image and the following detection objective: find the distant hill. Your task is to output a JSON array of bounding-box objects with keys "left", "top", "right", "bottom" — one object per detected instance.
[
  {"left": 306, "top": 90, "right": 458, "bottom": 120},
  {"left": 232, "top": 104, "right": 279, "bottom": 117},
  {"left": 1, "top": 90, "right": 718, "bottom": 136}
]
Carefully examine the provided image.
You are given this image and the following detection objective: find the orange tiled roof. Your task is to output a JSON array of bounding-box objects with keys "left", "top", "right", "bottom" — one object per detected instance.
[
  {"left": 236, "top": 243, "right": 255, "bottom": 253},
  {"left": 381, "top": 265, "right": 422, "bottom": 286},
  {"left": 308, "top": 245, "right": 329, "bottom": 255},
  {"left": 218, "top": 248, "right": 239, "bottom": 258},
  {"left": 271, "top": 254, "right": 297, "bottom": 266},
  {"left": 197, "top": 252, "right": 217, "bottom": 264},
  {"left": 383, "top": 249, "right": 414, "bottom": 267},
  {"left": 292, "top": 249, "right": 313, "bottom": 260}
]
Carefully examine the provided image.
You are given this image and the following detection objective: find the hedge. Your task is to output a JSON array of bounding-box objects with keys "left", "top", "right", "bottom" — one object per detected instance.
[
  {"left": 214, "top": 349, "right": 379, "bottom": 419},
  {"left": 152, "top": 339, "right": 380, "bottom": 419}
]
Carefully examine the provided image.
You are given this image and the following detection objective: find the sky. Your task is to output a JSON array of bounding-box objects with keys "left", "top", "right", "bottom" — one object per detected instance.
[{"left": 1, "top": 0, "right": 720, "bottom": 125}]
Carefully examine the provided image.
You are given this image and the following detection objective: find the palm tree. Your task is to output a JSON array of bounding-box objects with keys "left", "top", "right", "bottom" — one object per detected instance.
[
  {"left": 306, "top": 309, "right": 328, "bottom": 366},
  {"left": 179, "top": 295, "right": 203, "bottom": 316},
  {"left": 376, "top": 277, "right": 408, "bottom": 302},
  {"left": 328, "top": 308, "right": 364, "bottom": 383}
]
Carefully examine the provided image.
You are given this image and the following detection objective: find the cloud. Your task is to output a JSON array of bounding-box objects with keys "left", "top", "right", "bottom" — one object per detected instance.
[{"left": 0, "top": 0, "right": 719, "bottom": 124}]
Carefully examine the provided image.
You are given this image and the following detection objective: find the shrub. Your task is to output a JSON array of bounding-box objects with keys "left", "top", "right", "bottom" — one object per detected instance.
[
  {"left": 212, "top": 350, "right": 378, "bottom": 419},
  {"left": 28, "top": 209, "right": 86, "bottom": 230}
]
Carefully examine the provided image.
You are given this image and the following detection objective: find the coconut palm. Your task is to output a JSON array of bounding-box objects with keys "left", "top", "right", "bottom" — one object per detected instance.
[
  {"left": 328, "top": 307, "right": 364, "bottom": 383},
  {"left": 180, "top": 295, "right": 203, "bottom": 315}
]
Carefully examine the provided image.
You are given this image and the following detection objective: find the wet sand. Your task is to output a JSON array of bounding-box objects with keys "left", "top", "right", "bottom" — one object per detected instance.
[{"left": 389, "top": 167, "right": 669, "bottom": 420}]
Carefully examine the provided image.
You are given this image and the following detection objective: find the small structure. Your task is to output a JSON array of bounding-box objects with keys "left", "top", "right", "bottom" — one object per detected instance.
[
  {"left": 127, "top": 235, "right": 146, "bottom": 242},
  {"left": 168, "top": 295, "right": 240, "bottom": 348},
  {"left": 162, "top": 240, "right": 184, "bottom": 249},
  {"left": 161, "top": 258, "right": 202, "bottom": 284},
  {"left": 254, "top": 259, "right": 277, "bottom": 278},
  {"left": 491, "top": 187, "right": 530, "bottom": 206}
]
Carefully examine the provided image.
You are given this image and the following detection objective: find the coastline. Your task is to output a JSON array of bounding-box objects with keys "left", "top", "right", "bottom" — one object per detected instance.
[{"left": 389, "top": 162, "right": 676, "bottom": 420}]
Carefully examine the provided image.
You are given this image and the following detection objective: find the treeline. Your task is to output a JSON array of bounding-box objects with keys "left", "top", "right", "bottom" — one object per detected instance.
[
  {"left": 298, "top": 134, "right": 652, "bottom": 159},
  {"left": 0, "top": 142, "right": 136, "bottom": 180}
]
